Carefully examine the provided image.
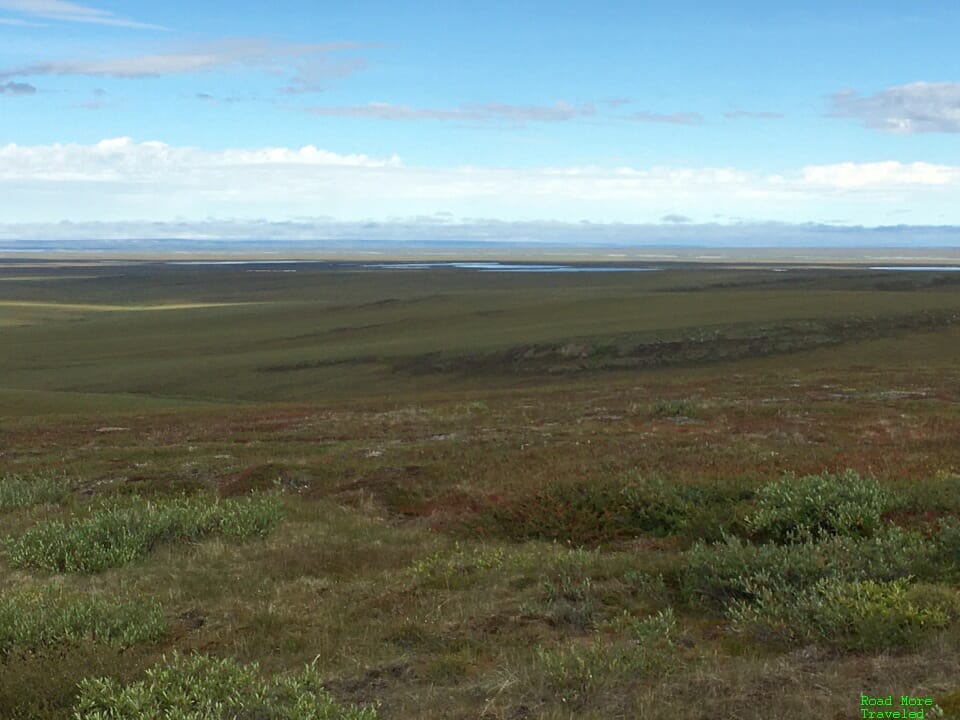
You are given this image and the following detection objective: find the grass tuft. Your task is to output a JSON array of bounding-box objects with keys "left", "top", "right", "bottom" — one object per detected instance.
[
  {"left": 0, "top": 472, "right": 70, "bottom": 512},
  {"left": 0, "top": 586, "right": 167, "bottom": 654},
  {"left": 4, "top": 493, "right": 283, "bottom": 573},
  {"left": 533, "top": 608, "right": 679, "bottom": 704},
  {"left": 72, "top": 651, "right": 379, "bottom": 719}
]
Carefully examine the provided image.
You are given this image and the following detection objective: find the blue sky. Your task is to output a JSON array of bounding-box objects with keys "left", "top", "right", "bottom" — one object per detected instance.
[{"left": 2, "top": 1, "right": 960, "bottom": 243}]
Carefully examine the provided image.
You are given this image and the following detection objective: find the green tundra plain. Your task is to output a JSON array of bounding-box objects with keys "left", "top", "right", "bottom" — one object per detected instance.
[{"left": 2, "top": 259, "right": 960, "bottom": 719}]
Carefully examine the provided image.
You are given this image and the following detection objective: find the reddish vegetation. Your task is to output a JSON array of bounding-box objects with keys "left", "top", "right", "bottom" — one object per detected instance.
[{"left": 5, "top": 371, "right": 960, "bottom": 527}]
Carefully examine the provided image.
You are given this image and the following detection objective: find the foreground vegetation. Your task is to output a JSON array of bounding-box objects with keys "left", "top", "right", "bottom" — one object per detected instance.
[
  {"left": 5, "top": 493, "right": 283, "bottom": 573},
  {"left": 2, "top": 260, "right": 960, "bottom": 718}
]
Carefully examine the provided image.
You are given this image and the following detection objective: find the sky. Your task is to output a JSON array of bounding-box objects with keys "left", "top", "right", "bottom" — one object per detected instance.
[{"left": 2, "top": 0, "right": 960, "bottom": 245}]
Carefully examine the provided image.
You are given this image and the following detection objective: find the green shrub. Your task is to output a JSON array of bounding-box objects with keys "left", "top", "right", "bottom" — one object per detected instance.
[
  {"left": 745, "top": 470, "right": 889, "bottom": 543},
  {"left": 934, "top": 518, "right": 960, "bottom": 580},
  {"left": 824, "top": 525, "right": 934, "bottom": 582},
  {"left": 4, "top": 494, "right": 283, "bottom": 573},
  {"left": 0, "top": 472, "right": 69, "bottom": 512},
  {"left": 729, "top": 578, "right": 960, "bottom": 651},
  {"left": 682, "top": 535, "right": 824, "bottom": 608},
  {"left": 622, "top": 570, "right": 672, "bottom": 609},
  {"left": 0, "top": 586, "right": 166, "bottom": 653},
  {"left": 889, "top": 473, "right": 960, "bottom": 515},
  {"left": 73, "top": 652, "right": 378, "bottom": 719},
  {"left": 619, "top": 477, "right": 698, "bottom": 535},
  {"left": 682, "top": 526, "right": 932, "bottom": 609}
]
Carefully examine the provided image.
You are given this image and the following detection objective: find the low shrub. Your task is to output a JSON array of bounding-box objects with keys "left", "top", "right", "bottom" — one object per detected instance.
[
  {"left": 744, "top": 470, "right": 889, "bottom": 543},
  {"left": 620, "top": 477, "right": 699, "bottom": 535},
  {"left": 72, "top": 652, "right": 378, "bottom": 719},
  {"left": 622, "top": 570, "right": 672, "bottom": 610},
  {"left": 481, "top": 479, "right": 643, "bottom": 545},
  {"left": 0, "top": 586, "right": 166, "bottom": 654},
  {"left": 4, "top": 493, "right": 283, "bottom": 573},
  {"left": 517, "top": 548, "right": 671, "bottom": 629},
  {"left": 410, "top": 543, "right": 507, "bottom": 590},
  {"left": 535, "top": 608, "right": 678, "bottom": 703},
  {"left": 825, "top": 525, "right": 935, "bottom": 582},
  {"left": 480, "top": 476, "right": 725, "bottom": 545},
  {"left": 934, "top": 518, "right": 960, "bottom": 580},
  {"left": 0, "top": 472, "right": 69, "bottom": 512},
  {"left": 538, "top": 571, "right": 599, "bottom": 631},
  {"left": 682, "top": 526, "right": 932, "bottom": 609},
  {"left": 889, "top": 473, "right": 960, "bottom": 515},
  {"left": 682, "top": 535, "right": 824, "bottom": 608},
  {"left": 729, "top": 578, "right": 960, "bottom": 651}
]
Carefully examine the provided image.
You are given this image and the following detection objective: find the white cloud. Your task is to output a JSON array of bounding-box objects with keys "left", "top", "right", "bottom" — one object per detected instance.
[
  {"left": 0, "top": 0, "right": 163, "bottom": 29},
  {"left": 281, "top": 56, "right": 369, "bottom": 93},
  {"left": 800, "top": 161, "right": 960, "bottom": 189},
  {"left": 723, "top": 110, "right": 784, "bottom": 120},
  {"left": 1, "top": 139, "right": 959, "bottom": 225},
  {"left": 829, "top": 82, "right": 960, "bottom": 134},
  {"left": 0, "top": 15, "right": 43, "bottom": 25},
  {"left": 303, "top": 100, "right": 597, "bottom": 123},
  {"left": 0, "top": 39, "right": 370, "bottom": 86},
  {"left": 0, "top": 137, "right": 399, "bottom": 182},
  {"left": 627, "top": 111, "right": 704, "bottom": 125}
]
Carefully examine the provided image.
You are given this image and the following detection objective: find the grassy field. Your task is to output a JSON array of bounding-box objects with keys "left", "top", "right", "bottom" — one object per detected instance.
[{"left": 2, "top": 259, "right": 960, "bottom": 718}]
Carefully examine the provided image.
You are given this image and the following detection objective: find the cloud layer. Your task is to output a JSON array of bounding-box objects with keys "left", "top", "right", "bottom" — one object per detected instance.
[
  {"left": 0, "top": 137, "right": 399, "bottom": 182},
  {"left": 303, "top": 100, "right": 597, "bottom": 123},
  {"left": 723, "top": 110, "right": 784, "bottom": 120},
  {"left": 2, "top": 217, "right": 959, "bottom": 249},
  {"left": 0, "top": 39, "right": 371, "bottom": 92},
  {"left": 1, "top": 138, "right": 959, "bottom": 225},
  {"left": 628, "top": 111, "right": 705, "bottom": 125},
  {"left": 830, "top": 82, "right": 960, "bottom": 133},
  {"left": 0, "top": 80, "right": 36, "bottom": 95},
  {"left": 0, "top": 0, "right": 163, "bottom": 29}
]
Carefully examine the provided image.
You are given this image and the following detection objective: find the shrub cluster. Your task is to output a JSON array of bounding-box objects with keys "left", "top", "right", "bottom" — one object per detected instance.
[
  {"left": 683, "top": 470, "right": 960, "bottom": 650},
  {"left": 0, "top": 472, "right": 70, "bottom": 512},
  {"left": 73, "top": 652, "right": 378, "bottom": 719},
  {"left": 683, "top": 525, "right": 933, "bottom": 609},
  {"left": 744, "top": 469, "right": 889, "bottom": 543},
  {"left": 0, "top": 586, "right": 166, "bottom": 653},
  {"left": 4, "top": 494, "right": 283, "bottom": 573},
  {"left": 728, "top": 578, "right": 960, "bottom": 651},
  {"left": 934, "top": 517, "right": 960, "bottom": 580}
]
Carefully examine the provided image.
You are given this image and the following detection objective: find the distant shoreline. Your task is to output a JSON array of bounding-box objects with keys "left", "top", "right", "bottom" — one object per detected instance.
[{"left": 3, "top": 245, "right": 960, "bottom": 267}]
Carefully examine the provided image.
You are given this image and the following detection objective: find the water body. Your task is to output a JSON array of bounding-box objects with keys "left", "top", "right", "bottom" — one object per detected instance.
[
  {"left": 165, "top": 260, "right": 661, "bottom": 272},
  {"left": 870, "top": 266, "right": 960, "bottom": 272},
  {"left": 361, "top": 262, "right": 659, "bottom": 273},
  {"left": 168, "top": 260, "right": 306, "bottom": 266}
]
